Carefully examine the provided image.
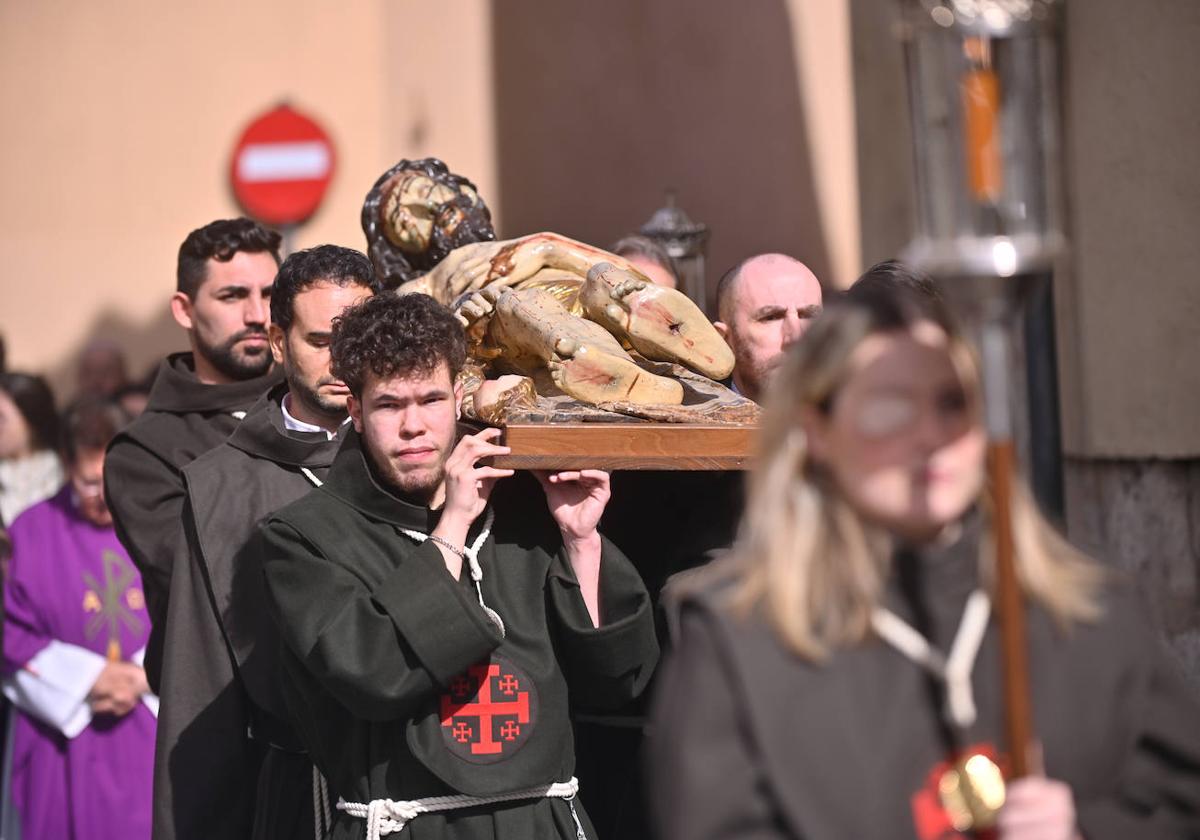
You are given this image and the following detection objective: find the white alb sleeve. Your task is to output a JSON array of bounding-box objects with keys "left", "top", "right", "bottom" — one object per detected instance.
[{"left": 2, "top": 640, "right": 108, "bottom": 738}]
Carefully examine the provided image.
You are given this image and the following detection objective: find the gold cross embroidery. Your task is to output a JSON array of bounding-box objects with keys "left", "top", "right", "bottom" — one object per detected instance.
[{"left": 81, "top": 550, "right": 144, "bottom": 661}]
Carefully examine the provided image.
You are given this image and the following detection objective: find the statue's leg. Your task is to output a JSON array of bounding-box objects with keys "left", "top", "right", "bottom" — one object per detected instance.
[
  {"left": 489, "top": 288, "right": 684, "bottom": 406},
  {"left": 580, "top": 263, "right": 735, "bottom": 381},
  {"left": 544, "top": 339, "right": 684, "bottom": 406}
]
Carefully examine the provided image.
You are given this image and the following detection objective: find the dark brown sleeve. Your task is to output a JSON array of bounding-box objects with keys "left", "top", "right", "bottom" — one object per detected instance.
[
  {"left": 546, "top": 537, "right": 660, "bottom": 711},
  {"left": 1075, "top": 595, "right": 1200, "bottom": 839},
  {"left": 103, "top": 435, "right": 186, "bottom": 690},
  {"left": 152, "top": 496, "right": 259, "bottom": 840},
  {"left": 645, "top": 604, "right": 785, "bottom": 840}
]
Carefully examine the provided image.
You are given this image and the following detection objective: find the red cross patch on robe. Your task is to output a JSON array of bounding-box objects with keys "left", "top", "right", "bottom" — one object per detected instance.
[{"left": 439, "top": 655, "right": 539, "bottom": 764}]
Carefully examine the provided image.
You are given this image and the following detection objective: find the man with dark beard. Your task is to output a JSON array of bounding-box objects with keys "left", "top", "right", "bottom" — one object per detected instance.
[
  {"left": 260, "top": 293, "right": 659, "bottom": 840},
  {"left": 153, "top": 245, "right": 379, "bottom": 840},
  {"left": 104, "top": 218, "right": 282, "bottom": 693}
]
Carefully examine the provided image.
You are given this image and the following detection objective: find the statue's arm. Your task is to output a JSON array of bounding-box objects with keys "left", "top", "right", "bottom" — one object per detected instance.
[{"left": 416, "top": 233, "right": 641, "bottom": 304}]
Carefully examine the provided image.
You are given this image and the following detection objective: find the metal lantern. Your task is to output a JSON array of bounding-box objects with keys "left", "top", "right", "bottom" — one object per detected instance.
[
  {"left": 899, "top": 0, "right": 1067, "bottom": 515},
  {"left": 900, "top": 0, "right": 1065, "bottom": 284},
  {"left": 639, "top": 191, "right": 710, "bottom": 311}
]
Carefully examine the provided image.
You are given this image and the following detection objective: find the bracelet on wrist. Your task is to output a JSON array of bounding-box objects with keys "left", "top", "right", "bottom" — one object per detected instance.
[{"left": 428, "top": 534, "right": 466, "bottom": 560}]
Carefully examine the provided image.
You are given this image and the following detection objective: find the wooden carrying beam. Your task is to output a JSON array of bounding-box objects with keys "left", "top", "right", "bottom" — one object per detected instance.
[{"left": 490, "top": 423, "right": 756, "bottom": 471}]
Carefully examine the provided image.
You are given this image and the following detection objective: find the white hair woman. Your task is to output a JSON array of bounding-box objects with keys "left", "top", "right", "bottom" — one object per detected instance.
[{"left": 647, "top": 284, "right": 1200, "bottom": 840}]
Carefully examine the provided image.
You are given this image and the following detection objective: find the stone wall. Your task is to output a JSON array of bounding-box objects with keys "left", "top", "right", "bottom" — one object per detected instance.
[{"left": 1065, "top": 459, "right": 1200, "bottom": 692}]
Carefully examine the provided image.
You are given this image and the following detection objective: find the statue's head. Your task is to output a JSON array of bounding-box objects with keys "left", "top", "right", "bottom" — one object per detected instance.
[{"left": 362, "top": 158, "right": 496, "bottom": 289}]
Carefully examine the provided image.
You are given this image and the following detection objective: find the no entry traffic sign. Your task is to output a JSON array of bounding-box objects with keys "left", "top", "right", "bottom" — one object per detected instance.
[{"left": 230, "top": 104, "right": 335, "bottom": 226}]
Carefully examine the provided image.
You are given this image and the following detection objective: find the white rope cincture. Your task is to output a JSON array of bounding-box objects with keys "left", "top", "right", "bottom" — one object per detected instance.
[
  {"left": 301, "top": 466, "right": 323, "bottom": 488},
  {"left": 397, "top": 508, "right": 505, "bottom": 637},
  {"left": 871, "top": 589, "right": 991, "bottom": 730},
  {"left": 312, "top": 765, "right": 332, "bottom": 839},
  {"left": 336, "top": 776, "right": 585, "bottom": 840}
]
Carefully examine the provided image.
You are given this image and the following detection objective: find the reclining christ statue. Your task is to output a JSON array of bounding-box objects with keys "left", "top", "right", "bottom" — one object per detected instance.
[{"left": 362, "top": 158, "right": 757, "bottom": 425}]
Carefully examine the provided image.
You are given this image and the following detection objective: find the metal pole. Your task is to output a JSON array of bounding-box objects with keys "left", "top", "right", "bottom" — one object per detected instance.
[{"left": 980, "top": 311, "right": 1034, "bottom": 776}]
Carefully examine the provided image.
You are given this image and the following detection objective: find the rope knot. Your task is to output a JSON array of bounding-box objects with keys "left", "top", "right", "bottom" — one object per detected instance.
[{"left": 337, "top": 777, "right": 584, "bottom": 840}]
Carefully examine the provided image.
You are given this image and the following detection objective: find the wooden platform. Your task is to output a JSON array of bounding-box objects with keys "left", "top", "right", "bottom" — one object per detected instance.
[{"left": 490, "top": 422, "right": 756, "bottom": 470}]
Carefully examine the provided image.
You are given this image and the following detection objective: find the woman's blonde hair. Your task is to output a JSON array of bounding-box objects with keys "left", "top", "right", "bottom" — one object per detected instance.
[{"left": 716, "top": 285, "right": 1104, "bottom": 661}]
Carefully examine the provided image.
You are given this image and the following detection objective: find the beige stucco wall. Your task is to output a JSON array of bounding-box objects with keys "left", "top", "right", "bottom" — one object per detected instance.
[{"left": 788, "top": 0, "right": 860, "bottom": 290}]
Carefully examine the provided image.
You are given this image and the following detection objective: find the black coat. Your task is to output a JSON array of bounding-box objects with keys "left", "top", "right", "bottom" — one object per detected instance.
[
  {"left": 103, "top": 352, "right": 280, "bottom": 689},
  {"left": 261, "top": 431, "right": 660, "bottom": 840},
  {"left": 648, "top": 520, "right": 1200, "bottom": 840},
  {"left": 575, "top": 468, "right": 745, "bottom": 840},
  {"left": 153, "top": 385, "right": 341, "bottom": 840}
]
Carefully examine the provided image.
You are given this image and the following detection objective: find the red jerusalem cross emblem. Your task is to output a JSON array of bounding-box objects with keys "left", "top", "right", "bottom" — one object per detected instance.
[{"left": 439, "top": 655, "right": 538, "bottom": 764}]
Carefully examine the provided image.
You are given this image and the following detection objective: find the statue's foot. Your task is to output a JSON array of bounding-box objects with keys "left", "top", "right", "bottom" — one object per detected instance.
[
  {"left": 548, "top": 341, "right": 684, "bottom": 406},
  {"left": 583, "top": 263, "right": 735, "bottom": 381}
]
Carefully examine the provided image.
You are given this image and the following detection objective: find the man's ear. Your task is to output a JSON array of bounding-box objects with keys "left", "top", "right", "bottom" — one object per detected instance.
[
  {"left": 170, "top": 292, "right": 195, "bottom": 331},
  {"left": 713, "top": 320, "right": 733, "bottom": 348},
  {"left": 454, "top": 380, "right": 464, "bottom": 419},
  {"left": 268, "top": 324, "right": 287, "bottom": 365},
  {"left": 347, "top": 393, "right": 364, "bottom": 433}
]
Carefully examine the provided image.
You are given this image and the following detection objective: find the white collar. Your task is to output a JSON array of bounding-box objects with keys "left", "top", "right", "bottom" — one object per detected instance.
[{"left": 280, "top": 393, "right": 346, "bottom": 441}]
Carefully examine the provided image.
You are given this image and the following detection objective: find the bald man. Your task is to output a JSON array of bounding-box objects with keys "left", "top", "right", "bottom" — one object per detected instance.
[{"left": 713, "top": 253, "right": 823, "bottom": 402}]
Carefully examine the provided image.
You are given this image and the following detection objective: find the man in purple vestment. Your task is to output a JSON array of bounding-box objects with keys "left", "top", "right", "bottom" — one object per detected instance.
[{"left": 3, "top": 399, "right": 156, "bottom": 840}]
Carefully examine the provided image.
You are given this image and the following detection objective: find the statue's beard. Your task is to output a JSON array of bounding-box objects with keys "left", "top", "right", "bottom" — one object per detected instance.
[{"left": 424, "top": 194, "right": 495, "bottom": 268}]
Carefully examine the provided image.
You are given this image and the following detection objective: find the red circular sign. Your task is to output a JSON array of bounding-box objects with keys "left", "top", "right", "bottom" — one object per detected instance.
[{"left": 229, "top": 104, "right": 335, "bottom": 226}]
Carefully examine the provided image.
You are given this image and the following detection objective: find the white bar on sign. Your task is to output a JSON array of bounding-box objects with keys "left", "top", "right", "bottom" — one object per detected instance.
[{"left": 237, "top": 141, "right": 330, "bottom": 182}]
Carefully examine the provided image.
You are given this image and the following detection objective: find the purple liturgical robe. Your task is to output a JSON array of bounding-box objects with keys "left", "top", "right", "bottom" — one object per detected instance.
[{"left": 3, "top": 487, "right": 156, "bottom": 840}]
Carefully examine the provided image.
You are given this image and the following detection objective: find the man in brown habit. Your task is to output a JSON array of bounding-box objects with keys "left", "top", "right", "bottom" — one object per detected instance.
[
  {"left": 104, "top": 218, "right": 282, "bottom": 692},
  {"left": 260, "top": 292, "right": 659, "bottom": 840},
  {"left": 153, "top": 245, "right": 379, "bottom": 840}
]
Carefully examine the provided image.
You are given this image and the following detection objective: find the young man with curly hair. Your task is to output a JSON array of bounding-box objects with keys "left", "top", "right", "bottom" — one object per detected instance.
[
  {"left": 260, "top": 293, "right": 659, "bottom": 840},
  {"left": 104, "top": 218, "right": 283, "bottom": 695}
]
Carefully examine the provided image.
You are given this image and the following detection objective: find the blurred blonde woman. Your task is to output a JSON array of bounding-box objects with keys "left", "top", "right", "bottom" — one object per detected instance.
[{"left": 648, "top": 283, "right": 1200, "bottom": 840}]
